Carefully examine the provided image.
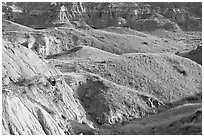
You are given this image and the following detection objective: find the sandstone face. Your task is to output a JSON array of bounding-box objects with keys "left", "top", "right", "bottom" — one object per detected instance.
[{"left": 2, "top": 40, "right": 93, "bottom": 135}]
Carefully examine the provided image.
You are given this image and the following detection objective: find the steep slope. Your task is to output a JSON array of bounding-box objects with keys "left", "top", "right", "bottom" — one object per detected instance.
[{"left": 2, "top": 40, "right": 95, "bottom": 135}]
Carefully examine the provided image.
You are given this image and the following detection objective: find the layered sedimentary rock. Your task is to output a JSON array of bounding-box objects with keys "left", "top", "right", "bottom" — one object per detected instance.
[
  {"left": 3, "top": 2, "right": 201, "bottom": 31},
  {"left": 2, "top": 40, "right": 94, "bottom": 135}
]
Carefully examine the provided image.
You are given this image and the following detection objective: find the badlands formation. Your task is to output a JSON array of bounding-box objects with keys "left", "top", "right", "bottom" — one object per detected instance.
[{"left": 2, "top": 2, "right": 202, "bottom": 135}]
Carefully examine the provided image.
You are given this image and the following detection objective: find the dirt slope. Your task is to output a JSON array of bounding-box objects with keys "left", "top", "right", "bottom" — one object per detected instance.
[
  {"left": 109, "top": 103, "right": 201, "bottom": 135},
  {"left": 62, "top": 72, "right": 163, "bottom": 126},
  {"left": 46, "top": 47, "right": 202, "bottom": 133},
  {"left": 43, "top": 27, "right": 188, "bottom": 55},
  {"left": 53, "top": 52, "right": 201, "bottom": 104},
  {"left": 3, "top": 20, "right": 190, "bottom": 56},
  {"left": 2, "top": 19, "right": 35, "bottom": 32}
]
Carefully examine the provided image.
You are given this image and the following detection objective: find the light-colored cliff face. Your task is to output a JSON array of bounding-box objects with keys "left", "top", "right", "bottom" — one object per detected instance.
[{"left": 2, "top": 40, "right": 93, "bottom": 135}]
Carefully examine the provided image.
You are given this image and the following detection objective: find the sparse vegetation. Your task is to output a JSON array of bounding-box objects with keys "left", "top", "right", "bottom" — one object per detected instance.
[{"left": 2, "top": 2, "right": 202, "bottom": 135}]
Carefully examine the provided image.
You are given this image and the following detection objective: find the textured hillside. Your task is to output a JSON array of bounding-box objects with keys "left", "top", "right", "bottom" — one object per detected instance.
[
  {"left": 2, "top": 2, "right": 202, "bottom": 135},
  {"left": 2, "top": 22, "right": 189, "bottom": 56},
  {"left": 46, "top": 46, "right": 202, "bottom": 134},
  {"left": 51, "top": 51, "right": 202, "bottom": 103}
]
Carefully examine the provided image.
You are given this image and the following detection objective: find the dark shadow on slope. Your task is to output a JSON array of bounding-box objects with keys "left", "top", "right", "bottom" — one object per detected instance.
[
  {"left": 45, "top": 46, "right": 83, "bottom": 59},
  {"left": 176, "top": 46, "right": 202, "bottom": 65},
  {"left": 105, "top": 93, "right": 202, "bottom": 135},
  {"left": 74, "top": 77, "right": 111, "bottom": 127},
  {"left": 156, "top": 92, "right": 202, "bottom": 113}
]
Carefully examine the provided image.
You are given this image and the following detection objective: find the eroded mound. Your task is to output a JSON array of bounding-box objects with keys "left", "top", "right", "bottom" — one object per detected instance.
[
  {"left": 56, "top": 52, "right": 201, "bottom": 103},
  {"left": 63, "top": 72, "right": 163, "bottom": 126},
  {"left": 51, "top": 51, "right": 202, "bottom": 133}
]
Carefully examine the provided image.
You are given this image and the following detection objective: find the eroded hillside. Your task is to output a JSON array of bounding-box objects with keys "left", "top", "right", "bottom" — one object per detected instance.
[{"left": 2, "top": 2, "right": 202, "bottom": 135}]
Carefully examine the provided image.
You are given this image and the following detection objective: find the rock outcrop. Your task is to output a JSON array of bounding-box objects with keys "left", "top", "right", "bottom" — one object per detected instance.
[
  {"left": 2, "top": 40, "right": 95, "bottom": 135},
  {"left": 3, "top": 2, "right": 201, "bottom": 31}
]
